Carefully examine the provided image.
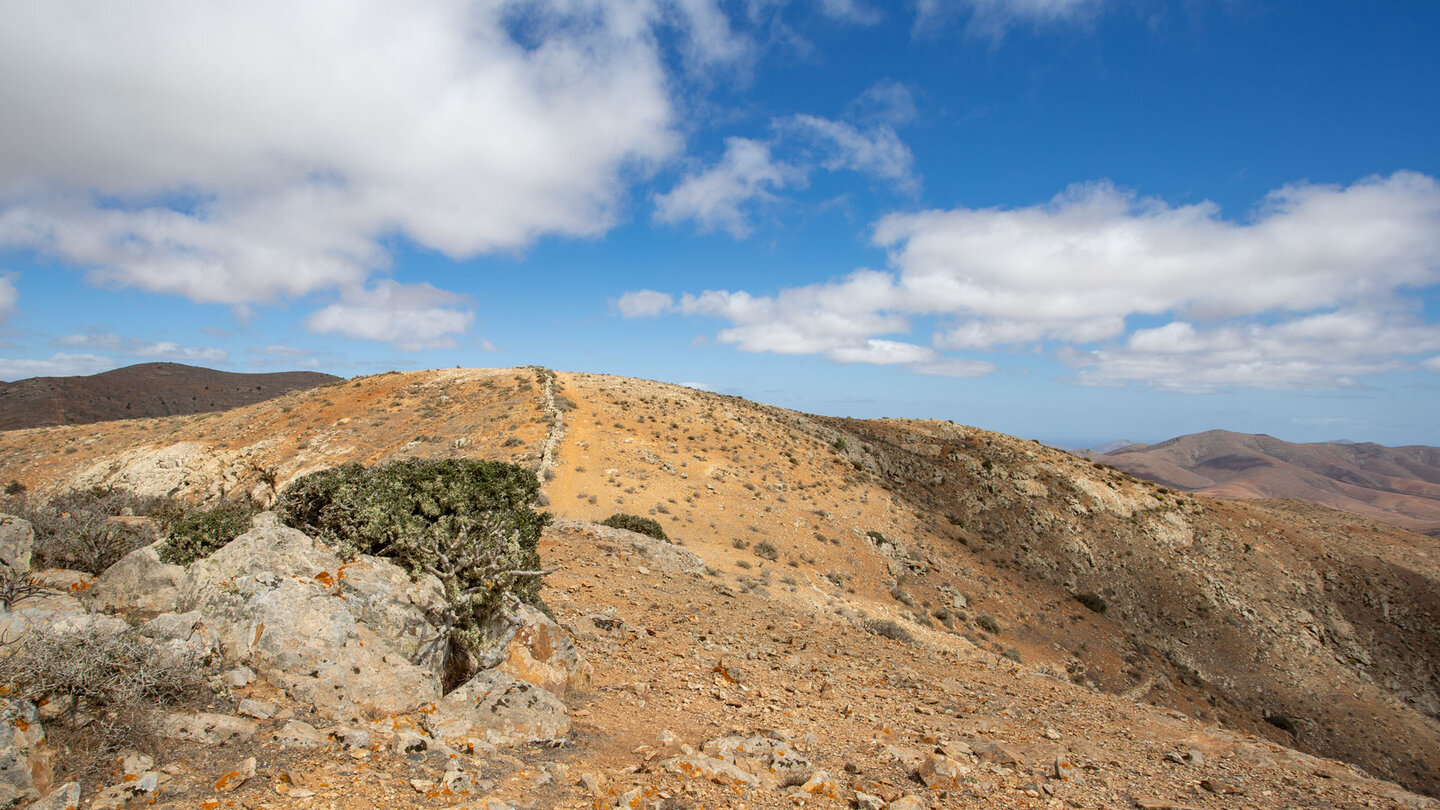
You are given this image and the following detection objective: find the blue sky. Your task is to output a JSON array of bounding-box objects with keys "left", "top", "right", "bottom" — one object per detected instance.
[{"left": 1, "top": 1, "right": 1438, "bottom": 447}]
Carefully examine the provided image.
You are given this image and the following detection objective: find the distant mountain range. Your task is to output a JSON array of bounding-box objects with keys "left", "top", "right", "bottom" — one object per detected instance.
[
  {"left": 0, "top": 362, "right": 341, "bottom": 431},
  {"left": 1092, "top": 429, "right": 1440, "bottom": 537}
]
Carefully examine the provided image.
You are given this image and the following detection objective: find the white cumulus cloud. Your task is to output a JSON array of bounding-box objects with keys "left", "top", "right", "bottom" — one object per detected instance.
[
  {"left": 623, "top": 172, "right": 1440, "bottom": 389},
  {"left": 1068, "top": 312, "right": 1440, "bottom": 392},
  {"left": 0, "top": 1, "right": 688, "bottom": 312},
  {"left": 305, "top": 281, "right": 474, "bottom": 352},
  {"left": 617, "top": 290, "right": 677, "bottom": 318}
]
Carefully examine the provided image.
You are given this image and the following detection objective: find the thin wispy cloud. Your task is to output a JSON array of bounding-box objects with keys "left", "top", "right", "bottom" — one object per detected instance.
[
  {"left": 653, "top": 138, "right": 799, "bottom": 237},
  {"left": 0, "top": 274, "right": 16, "bottom": 326},
  {"left": 918, "top": 0, "right": 1109, "bottom": 39},
  {"left": 0, "top": 353, "right": 114, "bottom": 381},
  {"left": 54, "top": 332, "right": 228, "bottom": 364},
  {"left": 655, "top": 82, "right": 921, "bottom": 236}
]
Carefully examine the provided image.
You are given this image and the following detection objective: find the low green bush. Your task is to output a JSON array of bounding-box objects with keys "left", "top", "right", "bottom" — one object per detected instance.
[
  {"left": 159, "top": 500, "right": 262, "bottom": 566},
  {"left": 753, "top": 540, "right": 778, "bottom": 561},
  {"left": 277, "top": 458, "right": 552, "bottom": 679},
  {"left": 600, "top": 512, "right": 668, "bottom": 541}
]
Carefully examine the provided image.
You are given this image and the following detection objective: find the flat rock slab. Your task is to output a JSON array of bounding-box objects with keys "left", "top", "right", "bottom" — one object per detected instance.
[{"left": 159, "top": 712, "right": 257, "bottom": 746}]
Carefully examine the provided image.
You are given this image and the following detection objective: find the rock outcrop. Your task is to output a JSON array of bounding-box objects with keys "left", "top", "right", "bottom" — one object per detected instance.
[
  {"left": 0, "top": 515, "right": 32, "bottom": 574},
  {"left": 82, "top": 542, "right": 184, "bottom": 614}
]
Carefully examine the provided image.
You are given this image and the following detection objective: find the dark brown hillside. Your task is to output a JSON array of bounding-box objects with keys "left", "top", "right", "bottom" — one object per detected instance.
[
  {"left": 1098, "top": 429, "right": 1440, "bottom": 536},
  {"left": 821, "top": 416, "right": 1440, "bottom": 797},
  {"left": 0, "top": 362, "right": 341, "bottom": 430}
]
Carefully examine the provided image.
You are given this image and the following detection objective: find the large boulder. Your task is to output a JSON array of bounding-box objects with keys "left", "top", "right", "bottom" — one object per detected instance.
[
  {"left": 272, "top": 641, "right": 438, "bottom": 722},
  {"left": 82, "top": 542, "right": 184, "bottom": 614},
  {"left": 424, "top": 670, "right": 569, "bottom": 746},
  {"left": 173, "top": 515, "right": 444, "bottom": 718},
  {"left": 0, "top": 515, "right": 33, "bottom": 574},
  {"left": 334, "top": 555, "right": 450, "bottom": 675},
  {"left": 140, "top": 611, "right": 221, "bottom": 668},
  {"left": 494, "top": 605, "right": 591, "bottom": 698}
]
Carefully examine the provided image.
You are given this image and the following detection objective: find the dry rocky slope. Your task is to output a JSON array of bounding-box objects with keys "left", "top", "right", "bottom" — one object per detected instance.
[
  {"left": 0, "top": 367, "right": 1437, "bottom": 809},
  {"left": 1093, "top": 430, "right": 1440, "bottom": 538},
  {"left": 0, "top": 362, "right": 340, "bottom": 431}
]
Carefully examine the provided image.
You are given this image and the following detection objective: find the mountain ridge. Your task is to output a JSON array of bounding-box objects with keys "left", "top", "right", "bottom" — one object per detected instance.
[
  {"left": 1095, "top": 428, "right": 1440, "bottom": 536},
  {"left": 0, "top": 362, "right": 341, "bottom": 431},
  {"left": 1, "top": 367, "right": 1437, "bottom": 802}
]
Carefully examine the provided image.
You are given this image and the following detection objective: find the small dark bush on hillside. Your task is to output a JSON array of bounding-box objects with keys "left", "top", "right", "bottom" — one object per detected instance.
[
  {"left": 753, "top": 540, "right": 778, "bottom": 561},
  {"left": 600, "top": 513, "right": 668, "bottom": 541},
  {"left": 1074, "top": 591, "right": 1108, "bottom": 614},
  {"left": 278, "top": 458, "right": 552, "bottom": 684},
  {"left": 3, "top": 480, "right": 24, "bottom": 496},
  {"left": 159, "top": 500, "right": 263, "bottom": 566},
  {"left": 864, "top": 619, "right": 914, "bottom": 643},
  {"left": 866, "top": 530, "right": 888, "bottom": 545},
  {"left": 976, "top": 614, "right": 1002, "bottom": 635}
]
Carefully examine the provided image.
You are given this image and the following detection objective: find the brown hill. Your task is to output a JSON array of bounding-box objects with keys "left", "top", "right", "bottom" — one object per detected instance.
[
  {"left": 1, "top": 367, "right": 1437, "bottom": 805},
  {"left": 0, "top": 362, "right": 341, "bottom": 431},
  {"left": 1095, "top": 429, "right": 1440, "bottom": 537}
]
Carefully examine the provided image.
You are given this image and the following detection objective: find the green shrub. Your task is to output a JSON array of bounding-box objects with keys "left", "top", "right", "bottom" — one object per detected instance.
[
  {"left": 600, "top": 512, "right": 669, "bottom": 541},
  {"left": 159, "top": 500, "right": 263, "bottom": 566},
  {"left": 1074, "top": 591, "right": 1108, "bottom": 614},
  {"left": 277, "top": 458, "right": 551, "bottom": 678},
  {"left": 753, "top": 540, "right": 778, "bottom": 561},
  {"left": 3, "top": 480, "right": 24, "bottom": 496},
  {"left": 976, "top": 614, "right": 1002, "bottom": 635}
]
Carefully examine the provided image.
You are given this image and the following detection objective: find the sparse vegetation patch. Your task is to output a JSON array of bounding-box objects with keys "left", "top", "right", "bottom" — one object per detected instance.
[
  {"left": 159, "top": 499, "right": 263, "bottom": 567},
  {"left": 600, "top": 512, "right": 669, "bottom": 541}
]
